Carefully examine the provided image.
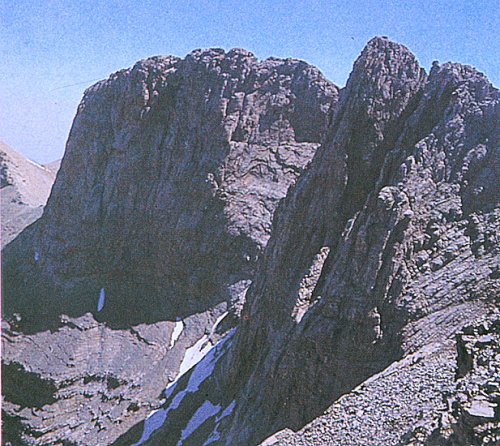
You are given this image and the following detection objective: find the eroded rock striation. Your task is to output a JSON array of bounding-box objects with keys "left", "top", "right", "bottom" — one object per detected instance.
[
  {"left": 1, "top": 50, "right": 337, "bottom": 445},
  {"left": 229, "top": 37, "right": 499, "bottom": 446},
  {"left": 122, "top": 37, "right": 499, "bottom": 446}
]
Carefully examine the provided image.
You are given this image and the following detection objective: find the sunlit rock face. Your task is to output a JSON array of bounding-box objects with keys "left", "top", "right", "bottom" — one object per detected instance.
[
  {"left": 219, "top": 38, "right": 499, "bottom": 446},
  {"left": 0, "top": 141, "right": 57, "bottom": 248},
  {"left": 1, "top": 49, "right": 337, "bottom": 445}
]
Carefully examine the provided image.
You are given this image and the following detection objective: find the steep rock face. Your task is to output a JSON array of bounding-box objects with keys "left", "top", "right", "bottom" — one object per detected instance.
[
  {"left": 134, "top": 38, "right": 499, "bottom": 446},
  {"left": 0, "top": 141, "right": 57, "bottom": 247},
  {"left": 3, "top": 49, "right": 337, "bottom": 328},
  {"left": 1, "top": 50, "right": 337, "bottom": 445},
  {"left": 225, "top": 39, "right": 499, "bottom": 445}
]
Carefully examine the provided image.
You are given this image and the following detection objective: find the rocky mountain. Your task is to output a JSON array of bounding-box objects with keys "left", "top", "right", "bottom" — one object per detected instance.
[
  {"left": 0, "top": 141, "right": 57, "bottom": 247},
  {"left": 1, "top": 49, "right": 338, "bottom": 445},
  {"left": 2, "top": 37, "right": 498, "bottom": 446},
  {"left": 221, "top": 38, "right": 499, "bottom": 446},
  {"left": 110, "top": 38, "right": 499, "bottom": 445}
]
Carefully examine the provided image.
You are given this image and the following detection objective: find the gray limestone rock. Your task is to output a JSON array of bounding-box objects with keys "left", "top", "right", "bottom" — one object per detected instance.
[
  {"left": 1, "top": 49, "right": 337, "bottom": 445},
  {"left": 3, "top": 49, "right": 338, "bottom": 330},
  {"left": 132, "top": 37, "right": 499, "bottom": 446},
  {"left": 2, "top": 37, "right": 499, "bottom": 446},
  {"left": 233, "top": 38, "right": 499, "bottom": 446}
]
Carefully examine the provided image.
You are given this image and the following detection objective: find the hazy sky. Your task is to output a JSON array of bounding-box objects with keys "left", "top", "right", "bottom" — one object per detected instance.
[{"left": 1, "top": 0, "right": 498, "bottom": 163}]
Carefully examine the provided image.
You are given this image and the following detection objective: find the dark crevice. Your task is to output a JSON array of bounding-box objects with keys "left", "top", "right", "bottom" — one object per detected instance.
[{"left": 2, "top": 362, "right": 58, "bottom": 408}]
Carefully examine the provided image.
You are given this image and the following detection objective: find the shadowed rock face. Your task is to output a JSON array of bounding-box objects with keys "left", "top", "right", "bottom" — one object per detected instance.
[
  {"left": 227, "top": 39, "right": 499, "bottom": 446},
  {"left": 3, "top": 49, "right": 337, "bottom": 331},
  {"left": 1, "top": 50, "right": 337, "bottom": 445},
  {"left": 122, "top": 38, "right": 499, "bottom": 446}
]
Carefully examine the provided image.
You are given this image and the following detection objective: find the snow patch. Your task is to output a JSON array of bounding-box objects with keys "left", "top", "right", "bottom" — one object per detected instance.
[
  {"left": 97, "top": 288, "right": 105, "bottom": 312},
  {"left": 134, "top": 386, "right": 191, "bottom": 445},
  {"left": 177, "top": 401, "right": 221, "bottom": 445},
  {"left": 164, "top": 316, "right": 229, "bottom": 396},
  {"left": 169, "top": 318, "right": 184, "bottom": 349},
  {"left": 134, "top": 330, "right": 236, "bottom": 446},
  {"left": 175, "top": 312, "right": 230, "bottom": 381},
  {"left": 178, "top": 335, "right": 212, "bottom": 378},
  {"left": 25, "top": 157, "right": 45, "bottom": 169},
  {"left": 210, "top": 311, "right": 228, "bottom": 335},
  {"left": 131, "top": 409, "right": 167, "bottom": 446},
  {"left": 203, "top": 400, "right": 236, "bottom": 446},
  {"left": 185, "top": 330, "right": 234, "bottom": 394},
  {"left": 219, "top": 400, "right": 236, "bottom": 420},
  {"left": 203, "top": 427, "right": 221, "bottom": 444}
]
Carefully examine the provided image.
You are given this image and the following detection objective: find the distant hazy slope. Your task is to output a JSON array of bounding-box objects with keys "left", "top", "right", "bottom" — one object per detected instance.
[
  {"left": 44, "top": 159, "right": 62, "bottom": 174},
  {"left": 0, "top": 141, "right": 56, "bottom": 247}
]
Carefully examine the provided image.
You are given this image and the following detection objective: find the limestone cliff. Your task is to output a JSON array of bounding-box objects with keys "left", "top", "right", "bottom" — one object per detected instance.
[
  {"left": 1, "top": 50, "right": 337, "bottom": 445},
  {"left": 123, "top": 38, "right": 499, "bottom": 446}
]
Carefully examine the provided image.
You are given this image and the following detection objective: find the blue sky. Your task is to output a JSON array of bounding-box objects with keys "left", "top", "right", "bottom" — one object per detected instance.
[{"left": 1, "top": 0, "right": 498, "bottom": 163}]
